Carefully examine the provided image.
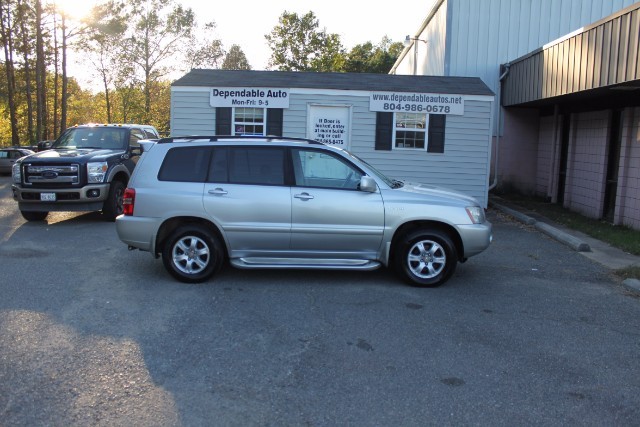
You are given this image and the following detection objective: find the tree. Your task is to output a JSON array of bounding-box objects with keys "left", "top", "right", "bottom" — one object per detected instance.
[
  {"left": 0, "top": 0, "right": 20, "bottom": 145},
  {"left": 77, "top": 0, "right": 127, "bottom": 123},
  {"left": 124, "top": 0, "right": 196, "bottom": 121},
  {"left": 16, "top": 0, "right": 35, "bottom": 142},
  {"left": 344, "top": 37, "right": 405, "bottom": 73},
  {"left": 34, "top": 0, "right": 47, "bottom": 141},
  {"left": 185, "top": 21, "right": 224, "bottom": 70},
  {"left": 221, "top": 44, "right": 251, "bottom": 70},
  {"left": 265, "top": 11, "right": 344, "bottom": 72}
]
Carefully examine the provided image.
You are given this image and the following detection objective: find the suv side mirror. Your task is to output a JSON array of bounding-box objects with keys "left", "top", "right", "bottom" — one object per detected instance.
[{"left": 359, "top": 176, "right": 377, "bottom": 192}]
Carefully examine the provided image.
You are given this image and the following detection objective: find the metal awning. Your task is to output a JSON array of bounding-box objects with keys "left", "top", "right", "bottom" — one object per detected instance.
[{"left": 501, "top": 3, "right": 640, "bottom": 109}]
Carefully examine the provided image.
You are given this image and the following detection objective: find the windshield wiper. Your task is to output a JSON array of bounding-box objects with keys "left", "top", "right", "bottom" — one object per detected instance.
[{"left": 391, "top": 179, "right": 404, "bottom": 189}]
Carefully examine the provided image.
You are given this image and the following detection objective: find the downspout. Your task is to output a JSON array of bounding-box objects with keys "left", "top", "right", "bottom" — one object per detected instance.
[{"left": 489, "top": 63, "right": 511, "bottom": 191}]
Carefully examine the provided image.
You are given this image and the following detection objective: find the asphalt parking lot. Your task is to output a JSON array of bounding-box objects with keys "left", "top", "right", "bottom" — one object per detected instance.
[{"left": 1, "top": 175, "right": 639, "bottom": 426}]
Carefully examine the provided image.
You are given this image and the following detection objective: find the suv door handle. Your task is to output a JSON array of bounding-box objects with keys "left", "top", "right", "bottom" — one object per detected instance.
[
  {"left": 208, "top": 188, "right": 228, "bottom": 196},
  {"left": 294, "top": 192, "right": 314, "bottom": 201}
]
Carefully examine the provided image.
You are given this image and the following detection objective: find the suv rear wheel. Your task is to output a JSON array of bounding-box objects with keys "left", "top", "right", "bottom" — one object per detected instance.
[
  {"left": 395, "top": 229, "right": 457, "bottom": 287},
  {"left": 162, "top": 225, "right": 224, "bottom": 283}
]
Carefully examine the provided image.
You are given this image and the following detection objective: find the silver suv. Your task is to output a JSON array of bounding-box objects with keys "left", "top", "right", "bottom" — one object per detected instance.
[{"left": 116, "top": 136, "right": 492, "bottom": 287}]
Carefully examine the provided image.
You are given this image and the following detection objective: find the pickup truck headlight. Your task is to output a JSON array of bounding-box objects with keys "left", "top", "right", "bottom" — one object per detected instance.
[
  {"left": 87, "top": 162, "right": 108, "bottom": 183},
  {"left": 12, "top": 162, "right": 22, "bottom": 184},
  {"left": 465, "top": 206, "right": 485, "bottom": 224}
]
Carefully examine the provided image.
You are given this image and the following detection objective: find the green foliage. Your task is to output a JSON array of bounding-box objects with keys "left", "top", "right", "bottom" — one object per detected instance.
[
  {"left": 221, "top": 45, "right": 251, "bottom": 70},
  {"left": 265, "top": 11, "right": 345, "bottom": 71},
  {"left": 2, "top": 3, "right": 409, "bottom": 147},
  {"left": 344, "top": 37, "right": 405, "bottom": 73}
]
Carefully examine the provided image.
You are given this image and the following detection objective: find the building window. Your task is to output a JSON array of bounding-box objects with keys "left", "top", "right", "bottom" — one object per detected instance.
[
  {"left": 393, "top": 112, "right": 428, "bottom": 149},
  {"left": 233, "top": 107, "right": 266, "bottom": 136}
]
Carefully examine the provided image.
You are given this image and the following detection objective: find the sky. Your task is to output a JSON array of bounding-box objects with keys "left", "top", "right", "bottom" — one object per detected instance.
[
  {"left": 57, "top": 0, "right": 435, "bottom": 87},
  {"left": 178, "top": 0, "right": 434, "bottom": 69}
]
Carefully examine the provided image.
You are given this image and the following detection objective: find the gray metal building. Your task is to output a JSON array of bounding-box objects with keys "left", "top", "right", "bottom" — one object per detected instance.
[
  {"left": 170, "top": 70, "right": 494, "bottom": 207},
  {"left": 393, "top": 0, "right": 640, "bottom": 229}
]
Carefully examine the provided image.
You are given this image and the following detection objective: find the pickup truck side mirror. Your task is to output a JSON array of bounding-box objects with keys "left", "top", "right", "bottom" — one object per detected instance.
[
  {"left": 130, "top": 146, "right": 143, "bottom": 156},
  {"left": 37, "top": 140, "right": 53, "bottom": 151},
  {"left": 359, "top": 176, "right": 377, "bottom": 192}
]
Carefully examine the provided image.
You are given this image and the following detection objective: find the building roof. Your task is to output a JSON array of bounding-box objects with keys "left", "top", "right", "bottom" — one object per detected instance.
[{"left": 172, "top": 69, "right": 494, "bottom": 96}]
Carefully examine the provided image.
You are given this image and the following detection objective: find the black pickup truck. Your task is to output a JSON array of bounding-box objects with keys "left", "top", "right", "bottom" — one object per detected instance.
[{"left": 11, "top": 123, "right": 159, "bottom": 222}]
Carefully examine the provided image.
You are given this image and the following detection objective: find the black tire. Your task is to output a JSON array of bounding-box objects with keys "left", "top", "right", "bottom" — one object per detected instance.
[
  {"left": 161, "top": 225, "right": 224, "bottom": 283},
  {"left": 102, "top": 180, "right": 125, "bottom": 222},
  {"left": 394, "top": 229, "right": 457, "bottom": 287},
  {"left": 20, "top": 210, "right": 48, "bottom": 221}
]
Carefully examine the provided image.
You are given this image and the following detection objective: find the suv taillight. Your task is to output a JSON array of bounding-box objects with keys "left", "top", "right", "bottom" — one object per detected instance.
[{"left": 122, "top": 188, "right": 135, "bottom": 216}]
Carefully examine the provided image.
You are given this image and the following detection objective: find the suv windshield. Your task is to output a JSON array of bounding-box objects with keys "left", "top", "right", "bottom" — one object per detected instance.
[
  {"left": 345, "top": 150, "right": 402, "bottom": 188},
  {"left": 53, "top": 128, "right": 127, "bottom": 150}
]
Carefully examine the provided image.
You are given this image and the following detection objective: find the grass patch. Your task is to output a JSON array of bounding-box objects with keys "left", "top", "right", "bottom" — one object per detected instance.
[
  {"left": 496, "top": 193, "right": 640, "bottom": 257},
  {"left": 614, "top": 266, "right": 640, "bottom": 281}
]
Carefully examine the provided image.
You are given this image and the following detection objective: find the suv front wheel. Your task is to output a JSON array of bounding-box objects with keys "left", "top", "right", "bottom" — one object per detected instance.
[
  {"left": 162, "top": 225, "right": 224, "bottom": 283},
  {"left": 395, "top": 229, "right": 457, "bottom": 287}
]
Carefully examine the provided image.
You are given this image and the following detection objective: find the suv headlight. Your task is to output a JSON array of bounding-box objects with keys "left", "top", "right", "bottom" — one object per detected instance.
[
  {"left": 465, "top": 206, "right": 485, "bottom": 224},
  {"left": 12, "top": 162, "right": 22, "bottom": 184},
  {"left": 87, "top": 162, "right": 108, "bottom": 183}
]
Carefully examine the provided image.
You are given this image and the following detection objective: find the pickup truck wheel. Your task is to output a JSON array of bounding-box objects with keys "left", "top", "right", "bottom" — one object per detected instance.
[
  {"left": 102, "top": 180, "right": 125, "bottom": 222},
  {"left": 20, "top": 211, "right": 48, "bottom": 221},
  {"left": 395, "top": 229, "right": 457, "bottom": 287},
  {"left": 162, "top": 225, "right": 223, "bottom": 283}
]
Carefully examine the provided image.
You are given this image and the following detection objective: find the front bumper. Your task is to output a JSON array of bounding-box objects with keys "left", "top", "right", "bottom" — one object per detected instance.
[
  {"left": 458, "top": 221, "right": 493, "bottom": 258},
  {"left": 12, "top": 183, "right": 111, "bottom": 212}
]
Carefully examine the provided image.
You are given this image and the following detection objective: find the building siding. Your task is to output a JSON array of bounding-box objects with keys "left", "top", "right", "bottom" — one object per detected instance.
[
  {"left": 170, "top": 90, "right": 214, "bottom": 136},
  {"left": 536, "top": 115, "right": 555, "bottom": 197},
  {"left": 447, "top": 0, "right": 638, "bottom": 95},
  {"left": 171, "top": 89, "right": 492, "bottom": 207},
  {"left": 503, "top": 3, "right": 640, "bottom": 106},
  {"left": 355, "top": 100, "right": 492, "bottom": 207},
  {"left": 563, "top": 110, "right": 609, "bottom": 217},
  {"left": 617, "top": 107, "right": 640, "bottom": 229},
  {"left": 394, "top": 0, "right": 448, "bottom": 76}
]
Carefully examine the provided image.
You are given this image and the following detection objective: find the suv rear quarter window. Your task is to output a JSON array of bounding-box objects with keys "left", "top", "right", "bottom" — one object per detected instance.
[{"left": 158, "top": 146, "right": 211, "bottom": 182}]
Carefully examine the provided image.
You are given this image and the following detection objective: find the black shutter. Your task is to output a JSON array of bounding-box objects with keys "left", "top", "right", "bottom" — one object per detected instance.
[
  {"left": 215, "top": 107, "right": 232, "bottom": 135},
  {"left": 427, "top": 114, "right": 446, "bottom": 153},
  {"left": 375, "top": 112, "right": 393, "bottom": 151},
  {"left": 266, "top": 108, "right": 283, "bottom": 136}
]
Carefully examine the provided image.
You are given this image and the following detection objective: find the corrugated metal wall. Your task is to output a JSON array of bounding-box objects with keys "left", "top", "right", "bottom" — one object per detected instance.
[
  {"left": 393, "top": 0, "right": 447, "bottom": 76},
  {"left": 503, "top": 4, "right": 640, "bottom": 106},
  {"left": 447, "top": 0, "right": 638, "bottom": 94}
]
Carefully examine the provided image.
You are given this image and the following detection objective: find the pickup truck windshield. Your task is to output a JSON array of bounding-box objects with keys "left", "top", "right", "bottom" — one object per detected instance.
[{"left": 53, "top": 128, "right": 128, "bottom": 150}]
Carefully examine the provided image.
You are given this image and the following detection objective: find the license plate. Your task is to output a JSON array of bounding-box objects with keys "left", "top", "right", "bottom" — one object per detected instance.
[{"left": 40, "top": 192, "right": 56, "bottom": 201}]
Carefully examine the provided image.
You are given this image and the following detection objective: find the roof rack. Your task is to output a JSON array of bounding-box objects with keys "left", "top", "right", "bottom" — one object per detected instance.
[{"left": 156, "top": 135, "right": 323, "bottom": 145}]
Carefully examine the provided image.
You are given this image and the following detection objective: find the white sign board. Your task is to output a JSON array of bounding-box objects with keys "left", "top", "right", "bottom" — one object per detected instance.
[
  {"left": 307, "top": 105, "right": 351, "bottom": 148},
  {"left": 370, "top": 92, "right": 464, "bottom": 115},
  {"left": 210, "top": 88, "right": 290, "bottom": 108}
]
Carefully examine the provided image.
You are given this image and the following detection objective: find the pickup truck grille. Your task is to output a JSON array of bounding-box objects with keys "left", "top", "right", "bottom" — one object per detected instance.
[{"left": 23, "top": 163, "right": 80, "bottom": 187}]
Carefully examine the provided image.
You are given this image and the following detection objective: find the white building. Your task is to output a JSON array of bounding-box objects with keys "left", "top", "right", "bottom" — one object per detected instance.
[{"left": 170, "top": 70, "right": 495, "bottom": 206}]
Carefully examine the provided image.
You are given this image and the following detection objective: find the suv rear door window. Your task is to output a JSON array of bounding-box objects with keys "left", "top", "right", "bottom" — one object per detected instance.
[
  {"left": 228, "top": 147, "right": 285, "bottom": 185},
  {"left": 208, "top": 147, "right": 228, "bottom": 182},
  {"left": 158, "top": 146, "right": 211, "bottom": 182}
]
